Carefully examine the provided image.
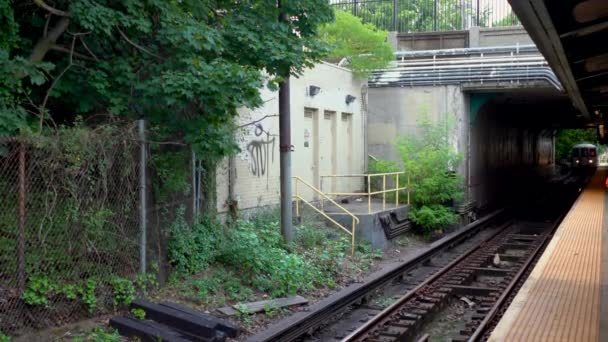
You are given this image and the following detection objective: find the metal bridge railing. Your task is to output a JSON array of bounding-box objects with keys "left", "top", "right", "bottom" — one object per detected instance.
[
  {"left": 330, "top": 0, "right": 519, "bottom": 33},
  {"left": 320, "top": 172, "right": 409, "bottom": 214},
  {"left": 293, "top": 176, "right": 359, "bottom": 255}
]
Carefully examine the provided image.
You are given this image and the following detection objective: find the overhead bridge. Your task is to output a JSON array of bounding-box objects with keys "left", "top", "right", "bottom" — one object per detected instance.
[{"left": 370, "top": 45, "right": 560, "bottom": 90}]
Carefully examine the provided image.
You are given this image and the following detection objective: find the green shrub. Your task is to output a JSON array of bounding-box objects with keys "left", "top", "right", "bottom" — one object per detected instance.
[
  {"left": 110, "top": 277, "right": 135, "bottom": 308},
  {"left": 131, "top": 308, "right": 146, "bottom": 320},
  {"left": 165, "top": 209, "right": 381, "bottom": 301},
  {"left": 22, "top": 276, "right": 54, "bottom": 306},
  {"left": 409, "top": 205, "right": 458, "bottom": 232},
  {"left": 79, "top": 278, "right": 98, "bottom": 314},
  {"left": 393, "top": 111, "right": 464, "bottom": 232},
  {"left": 167, "top": 208, "right": 224, "bottom": 275}
]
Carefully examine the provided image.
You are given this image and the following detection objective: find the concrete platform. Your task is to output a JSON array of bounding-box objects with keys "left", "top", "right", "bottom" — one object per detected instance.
[
  {"left": 489, "top": 169, "right": 606, "bottom": 341},
  {"left": 323, "top": 198, "right": 409, "bottom": 250}
]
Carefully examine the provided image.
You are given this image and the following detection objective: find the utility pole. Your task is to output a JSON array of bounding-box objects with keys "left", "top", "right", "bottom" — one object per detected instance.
[{"left": 278, "top": 3, "right": 293, "bottom": 244}]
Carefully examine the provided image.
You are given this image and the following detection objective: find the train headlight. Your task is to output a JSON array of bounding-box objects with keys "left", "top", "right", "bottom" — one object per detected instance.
[
  {"left": 590, "top": 160, "right": 594, "bottom": 163},
  {"left": 576, "top": 160, "right": 580, "bottom": 163}
]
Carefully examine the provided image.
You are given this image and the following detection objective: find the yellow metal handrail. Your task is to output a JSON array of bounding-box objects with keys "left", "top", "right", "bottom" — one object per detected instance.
[
  {"left": 320, "top": 172, "right": 409, "bottom": 214},
  {"left": 293, "top": 176, "right": 359, "bottom": 255}
]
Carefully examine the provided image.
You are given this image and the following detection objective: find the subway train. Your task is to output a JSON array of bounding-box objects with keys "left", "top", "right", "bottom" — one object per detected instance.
[{"left": 571, "top": 143, "right": 598, "bottom": 168}]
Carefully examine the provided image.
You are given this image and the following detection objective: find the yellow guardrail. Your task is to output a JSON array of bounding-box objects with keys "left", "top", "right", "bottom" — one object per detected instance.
[
  {"left": 293, "top": 176, "right": 359, "bottom": 255},
  {"left": 320, "top": 172, "right": 409, "bottom": 214}
]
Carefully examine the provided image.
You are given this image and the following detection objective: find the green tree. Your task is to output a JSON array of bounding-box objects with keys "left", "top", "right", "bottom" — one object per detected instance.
[
  {"left": 319, "top": 10, "right": 394, "bottom": 78},
  {"left": 0, "top": 0, "right": 333, "bottom": 160},
  {"left": 396, "top": 112, "right": 463, "bottom": 232},
  {"left": 0, "top": 0, "right": 333, "bottom": 215},
  {"left": 555, "top": 128, "right": 598, "bottom": 161}
]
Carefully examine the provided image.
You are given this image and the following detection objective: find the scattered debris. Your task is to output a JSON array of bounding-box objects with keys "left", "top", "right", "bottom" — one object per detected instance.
[
  {"left": 217, "top": 296, "right": 308, "bottom": 316},
  {"left": 493, "top": 254, "right": 501, "bottom": 266},
  {"left": 460, "top": 297, "right": 475, "bottom": 307},
  {"left": 341, "top": 198, "right": 350, "bottom": 204},
  {"left": 355, "top": 197, "right": 363, "bottom": 202}
]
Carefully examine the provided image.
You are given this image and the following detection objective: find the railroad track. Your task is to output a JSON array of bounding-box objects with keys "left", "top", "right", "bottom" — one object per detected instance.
[
  {"left": 341, "top": 186, "right": 578, "bottom": 342},
  {"left": 251, "top": 175, "right": 585, "bottom": 342},
  {"left": 342, "top": 220, "right": 552, "bottom": 341}
]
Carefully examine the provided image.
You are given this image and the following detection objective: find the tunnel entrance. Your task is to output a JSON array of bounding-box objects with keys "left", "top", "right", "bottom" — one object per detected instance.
[{"left": 468, "top": 89, "right": 586, "bottom": 209}]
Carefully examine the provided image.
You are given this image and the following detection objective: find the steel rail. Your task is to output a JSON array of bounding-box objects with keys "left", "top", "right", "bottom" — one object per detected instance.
[
  {"left": 342, "top": 220, "right": 516, "bottom": 341},
  {"left": 467, "top": 195, "right": 575, "bottom": 341}
]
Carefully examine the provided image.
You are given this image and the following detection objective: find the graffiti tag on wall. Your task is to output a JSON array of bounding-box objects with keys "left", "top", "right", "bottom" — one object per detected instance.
[{"left": 247, "top": 123, "right": 275, "bottom": 187}]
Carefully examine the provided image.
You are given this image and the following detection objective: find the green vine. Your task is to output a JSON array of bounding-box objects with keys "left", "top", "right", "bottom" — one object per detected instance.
[
  {"left": 79, "top": 278, "right": 98, "bottom": 314},
  {"left": 110, "top": 277, "right": 135, "bottom": 308},
  {"left": 130, "top": 308, "right": 146, "bottom": 320},
  {"left": 22, "top": 276, "right": 54, "bottom": 306}
]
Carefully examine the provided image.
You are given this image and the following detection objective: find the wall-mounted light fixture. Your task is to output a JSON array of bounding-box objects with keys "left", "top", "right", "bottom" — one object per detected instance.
[
  {"left": 308, "top": 85, "right": 321, "bottom": 97},
  {"left": 345, "top": 95, "right": 356, "bottom": 104}
]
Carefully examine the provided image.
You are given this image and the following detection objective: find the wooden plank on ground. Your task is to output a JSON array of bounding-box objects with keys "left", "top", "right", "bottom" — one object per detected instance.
[
  {"left": 109, "top": 316, "right": 192, "bottom": 342},
  {"left": 130, "top": 299, "right": 219, "bottom": 339},
  {"left": 159, "top": 301, "right": 240, "bottom": 338},
  {"left": 217, "top": 296, "right": 308, "bottom": 316}
]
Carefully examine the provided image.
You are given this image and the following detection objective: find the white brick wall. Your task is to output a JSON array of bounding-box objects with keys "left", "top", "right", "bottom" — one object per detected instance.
[{"left": 216, "top": 62, "right": 367, "bottom": 213}]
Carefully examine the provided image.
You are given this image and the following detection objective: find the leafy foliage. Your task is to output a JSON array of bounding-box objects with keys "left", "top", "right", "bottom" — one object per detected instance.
[
  {"left": 167, "top": 208, "right": 224, "bottom": 275},
  {"left": 319, "top": 10, "right": 394, "bottom": 77},
  {"left": 74, "top": 327, "right": 121, "bottom": 342},
  {"left": 110, "top": 277, "right": 136, "bottom": 308},
  {"left": 165, "top": 210, "right": 380, "bottom": 304},
  {"left": 22, "top": 276, "right": 54, "bottom": 306},
  {"left": 130, "top": 308, "right": 146, "bottom": 320},
  {"left": 79, "top": 278, "right": 98, "bottom": 314},
  {"left": 555, "top": 128, "right": 598, "bottom": 161},
  {"left": 393, "top": 112, "right": 463, "bottom": 232},
  {"left": 408, "top": 204, "right": 458, "bottom": 232},
  {"left": 0, "top": 0, "right": 333, "bottom": 163}
]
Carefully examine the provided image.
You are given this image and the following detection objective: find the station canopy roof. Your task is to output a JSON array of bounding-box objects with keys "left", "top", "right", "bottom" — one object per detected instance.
[{"left": 509, "top": 0, "right": 608, "bottom": 121}]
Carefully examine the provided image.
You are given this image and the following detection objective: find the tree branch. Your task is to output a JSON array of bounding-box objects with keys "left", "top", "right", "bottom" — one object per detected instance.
[
  {"left": 27, "top": 16, "right": 70, "bottom": 65},
  {"left": 43, "top": 13, "right": 51, "bottom": 37},
  {"left": 117, "top": 27, "right": 163, "bottom": 59},
  {"left": 238, "top": 114, "right": 278, "bottom": 128},
  {"left": 50, "top": 44, "right": 97, "bottom": 61},
  {"left": 34, "top": 0, "right": 71, "bottom": 17},
  {"left": 39, "top": 35, "right": 77, "bottom": 133},
  {"left": 79, "top": 37, "right": 99, "bottom": 61}
]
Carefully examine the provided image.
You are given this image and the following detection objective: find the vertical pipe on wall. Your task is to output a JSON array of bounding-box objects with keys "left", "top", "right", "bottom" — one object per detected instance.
[{"left": 138, "top": 119, "right": 147, "bottom": 274}]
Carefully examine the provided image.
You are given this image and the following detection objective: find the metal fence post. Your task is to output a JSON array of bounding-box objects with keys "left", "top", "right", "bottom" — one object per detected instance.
[
  {"left": 17, "top": 142, "right": 26, "bottom": 291},
  {"left": 192, "top": 149, "right": 197, "bottom": 220},
  {"left": 353, "top": 0, "right": 358, "bottom": 16},
  {"left": 434, "top": 0, "right": 438, "bottom": 31},
  {"left": 476, "top": 0, "right": 480, "bottom": 26},
  {"left": 393, "top": 0, "right": 398, "bottom": 31},
  {"left": 396, "top": 173, "right": 400, "bottom": 207},
  {"left": 138, "top": 119, "right": 147, "bottom": 274}
]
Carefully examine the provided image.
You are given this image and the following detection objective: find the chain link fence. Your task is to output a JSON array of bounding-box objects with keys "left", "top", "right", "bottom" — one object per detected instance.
[
  {"left": 0, "top": 123, "right": 196, "bottom": 335},
  {"left": 330, "top": 0, "right": 519, "bottom": 32}
]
